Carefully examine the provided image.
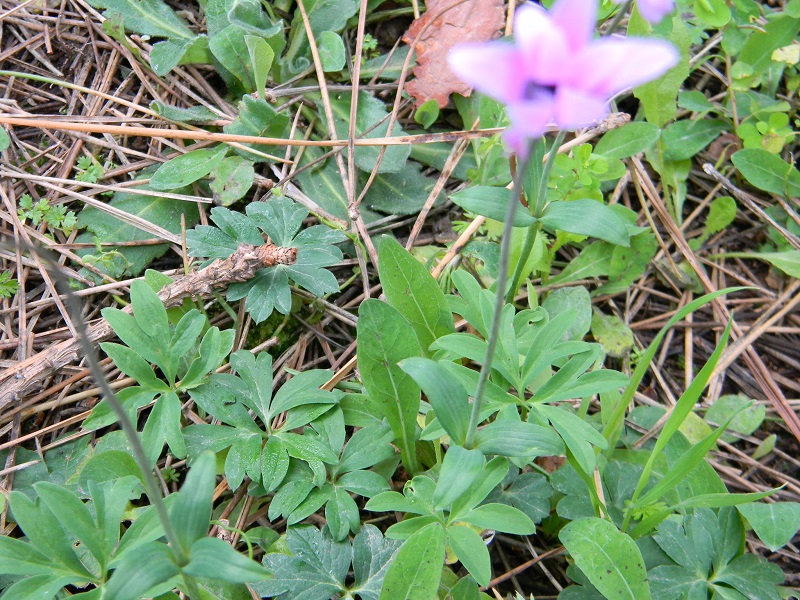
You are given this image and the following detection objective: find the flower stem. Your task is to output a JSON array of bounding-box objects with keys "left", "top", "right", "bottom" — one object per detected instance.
[
  {"left": 505, "top": 131, "right": 566, "bottom": 304},
  {"left": 464, "top": 146, "right": 535, "bottom": 450},
  {"left": 605, "top": 0, "right": 634, "bottom": 36}
]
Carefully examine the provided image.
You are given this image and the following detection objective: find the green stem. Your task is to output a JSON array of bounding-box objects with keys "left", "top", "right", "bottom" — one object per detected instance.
[
  {"left": 604, "top": 0, "right": 634, "bottom": 36},
  {"left": 20, "top": 243, "right": 203, "bottom": 596},
  {"left": 464, "top": 146, "right": 535, "bottom": 450},
  {"left": 505, "top": 131, "right": 566, "bottom": 304}
]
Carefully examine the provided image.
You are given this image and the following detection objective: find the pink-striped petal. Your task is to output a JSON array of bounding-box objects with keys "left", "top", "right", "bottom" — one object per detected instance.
[
  {"left": 505, "top": 97, "right": 557, "bottom": 154},
  {"left": 636, "top": 0, "right": 675, "bottom": 23},
  {"left": 549, "top": 0, "right": 597, "bottom": 51},
  {"left": 448, "top": 43, "right": 527, "bottom": 103},
  {"left": 513, "top": 4, "right": 570, "bottom": 85},
  {"left": 553, "top": 87, "right": 608, "bottom": 129},
  {"left": 567, "top": 37, "right": 679, "bottom": 97}
]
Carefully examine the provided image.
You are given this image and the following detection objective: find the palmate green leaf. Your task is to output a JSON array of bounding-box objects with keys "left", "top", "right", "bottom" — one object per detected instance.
[
  {"left": 141, "top": 391, "right": 185, "bottom": 465},
  {"left": 357, "top": 299, "right": 423, "bottom": 474},
  {"left": 87, "top": 0, "right": 194, "bottom": 39},
  {"left": 379, "top": 522, "right": 444, "bottom": 600},
  {"left": 224, "top": 95, "right": 290, "bottom": 161},
  {"left": 255, "top": 525, "right": 399, "bottom": 600},
  {"left": 737, "top": 502, "right": 800, "bottom": 552},
  {"left": 486, "top": 470, "right": 553, "bottom": 524},
  {"left": 560, "top": 518, "right": 651, "bottom": 600}
]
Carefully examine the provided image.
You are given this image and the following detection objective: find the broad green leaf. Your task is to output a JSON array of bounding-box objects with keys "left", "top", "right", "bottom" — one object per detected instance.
[
  {"left": 150, "top": 35, "right": 209, "bottom": 76},
  {"left": 149, "top": 145, "right": 228, "bottom": 191},
  {"left": 169, "top": 451, "right": 216, "bottom": 554},
  {"left": 379, "top": 236, "right": 455, "bottom": 353},
  {"left": 738, "top": 14, "right": 800, "bottom": 73},
  {"left": 87, "top": 0, "right": 194, "bottom": 39},
  {"left": 0, "top": 128, "right": 10, "bottom": 152},
  {"left": 245, "top": 35, "right": 275, "bottom": 95},
  {"left": 591, "top": 311, "right": 634, "bottom": 358},
  {"left": 704, "top": 195, "right": 737, "bottom": 236},
  {"left": 326, "top": 91, "right": 409, "bottom": 173},
  {"left": 474, "top": 419, "right": 564, "bottom": 458},
  {"left": 209, "top": 156, "right": 255, "bottom": 206},
  {"left": 77, "top": 184, "right": 199, "bottom": 277},
  {"left": 446, "top": 524, "right": 491, "bottom": 587},
  {"left": 210, "top": 25, "right": 257, "bottom": 90},
  {"left": 363, "top": 161, "right": 438, "bottom": 216},
  {"left": 224, "top": 95, "right": 290, "bottom": 161},
  {"left": 459, "top": 503, "right": 534, "bottom": 536},
  {"left": 631, "top": 12, "right": 691, "bottom": 127},
  {"left": 560, "top": 518, "right": 651, "bottom": 600},
  {"left": 717, "top": 250, "right": 800, "bottom": 279},
  {"left": 433, "top": 446, "right": 484, "bottom": 510},
  {"left": 594, "top": 122, "right": 661, "bottom": 159},
  {"left": 661, "top": 118, "right": 728, "bottom": 161},
  {"left": 731, "top": 148, "right": 800, "bottom": 197},
  {"left": 541, "top": 286, "right": 592, "bottom": 342},
  {"left": 737, "top": 502, "right": 800, "bottom": 552},
  {"left": 539, "top": 200, "right": 630, "bottom": 247},
  {"left": 399, "top": 357, "right": 470, "bottom": 446},
  {"left": 0, "top": 535, "right": 63, "bottom": 576},
  {"left": 379, "top": 522, "right": 444, "bottom": 600},
  {"left": 450, "top": 186, "right": 535, "bottom": 227},
  {"left": 694, "top": 0, "right": 731, "bottom": 27},
  {"left": 130, "top": 279, "right": 169, "bottom": 338},
  {"left": 414, "top": 99, "right": 440, "bottom": 129},
  {"left": 6, "top": 491, "right": 93, "bottom": 578},
  {"left": 537, "top": 404, "right": 607, "bottom": 475},
  {"left": 705, "top": 394, "right": 765, "bottom": 442},
  {"left": 317, "top": 31, "right": 345, "bottom": 72},
  {"left": 486, "top": 471, "right": 552, "bottom": 524},
  {"left": 102, "top": 541, "right": 179, "bottom": 600},
  {"left": 101, "top": 342, "right": 161, "bottom": 388},
  {"left": 0, "top": 574, "right": 75, "bottom": 599},
  {"left": 150, "top": 102, "right": 218, "bottom": 123},
  {"left": 33, "top": 482, "right": 105, "bottom": 569},
  {"left": 184, "top": 537, "right": 270, "bottom": 582},
  {"left": 357, "top": 299, "right": 423, "bottom": 473}
]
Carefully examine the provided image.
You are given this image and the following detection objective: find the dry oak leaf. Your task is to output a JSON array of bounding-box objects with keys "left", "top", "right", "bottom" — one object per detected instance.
[{"left": 402, "top": 0, "right": 505, "bottom": 108}]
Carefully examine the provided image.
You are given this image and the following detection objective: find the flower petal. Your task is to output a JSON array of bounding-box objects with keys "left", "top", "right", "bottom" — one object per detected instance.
[
  {"left": 513, "top": 4, "right": 570, "bottom": 85},
  {"left": 549, "top": 0, "right": 597, "bottom": 51},
  {"left": 636, "top": 0, "right": 675, "bottom": 23},
  {"left": 554, "top": 87, "right": 608, "bottom": 129},
  {"left": 504, "top": 97, "right": 556, "bottom": 153},
  {"left": 448, "top": 43, "right": 527, "bottom": 103},
  {"left": 568, "top": 38, "right": 679, "bottom": 97}
]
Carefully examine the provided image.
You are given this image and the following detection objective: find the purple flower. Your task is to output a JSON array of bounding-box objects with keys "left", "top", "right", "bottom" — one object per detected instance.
[
  {"left": 448, "top": 0, "right": 678, "bottom": 154},
  {"left": 621, "top": 0, "right": 675, "bottom": 24}
]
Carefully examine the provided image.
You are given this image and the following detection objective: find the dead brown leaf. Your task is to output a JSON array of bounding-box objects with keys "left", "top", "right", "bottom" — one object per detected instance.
[{"left": 402, "top": 0, "right": 505, "bottom": 108}]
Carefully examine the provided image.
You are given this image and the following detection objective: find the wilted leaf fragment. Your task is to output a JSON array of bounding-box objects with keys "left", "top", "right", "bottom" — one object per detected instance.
[{"left": 402, "top": 0, "right": 505, "bottom": 108}]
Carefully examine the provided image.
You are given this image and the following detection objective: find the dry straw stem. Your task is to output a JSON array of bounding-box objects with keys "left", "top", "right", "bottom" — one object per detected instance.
[
  {"left": 0, "top": 243, "right": 298, "bottom": 406},
  {"left": 630, "top": 156, "right": 800, "bottom": 445}
]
